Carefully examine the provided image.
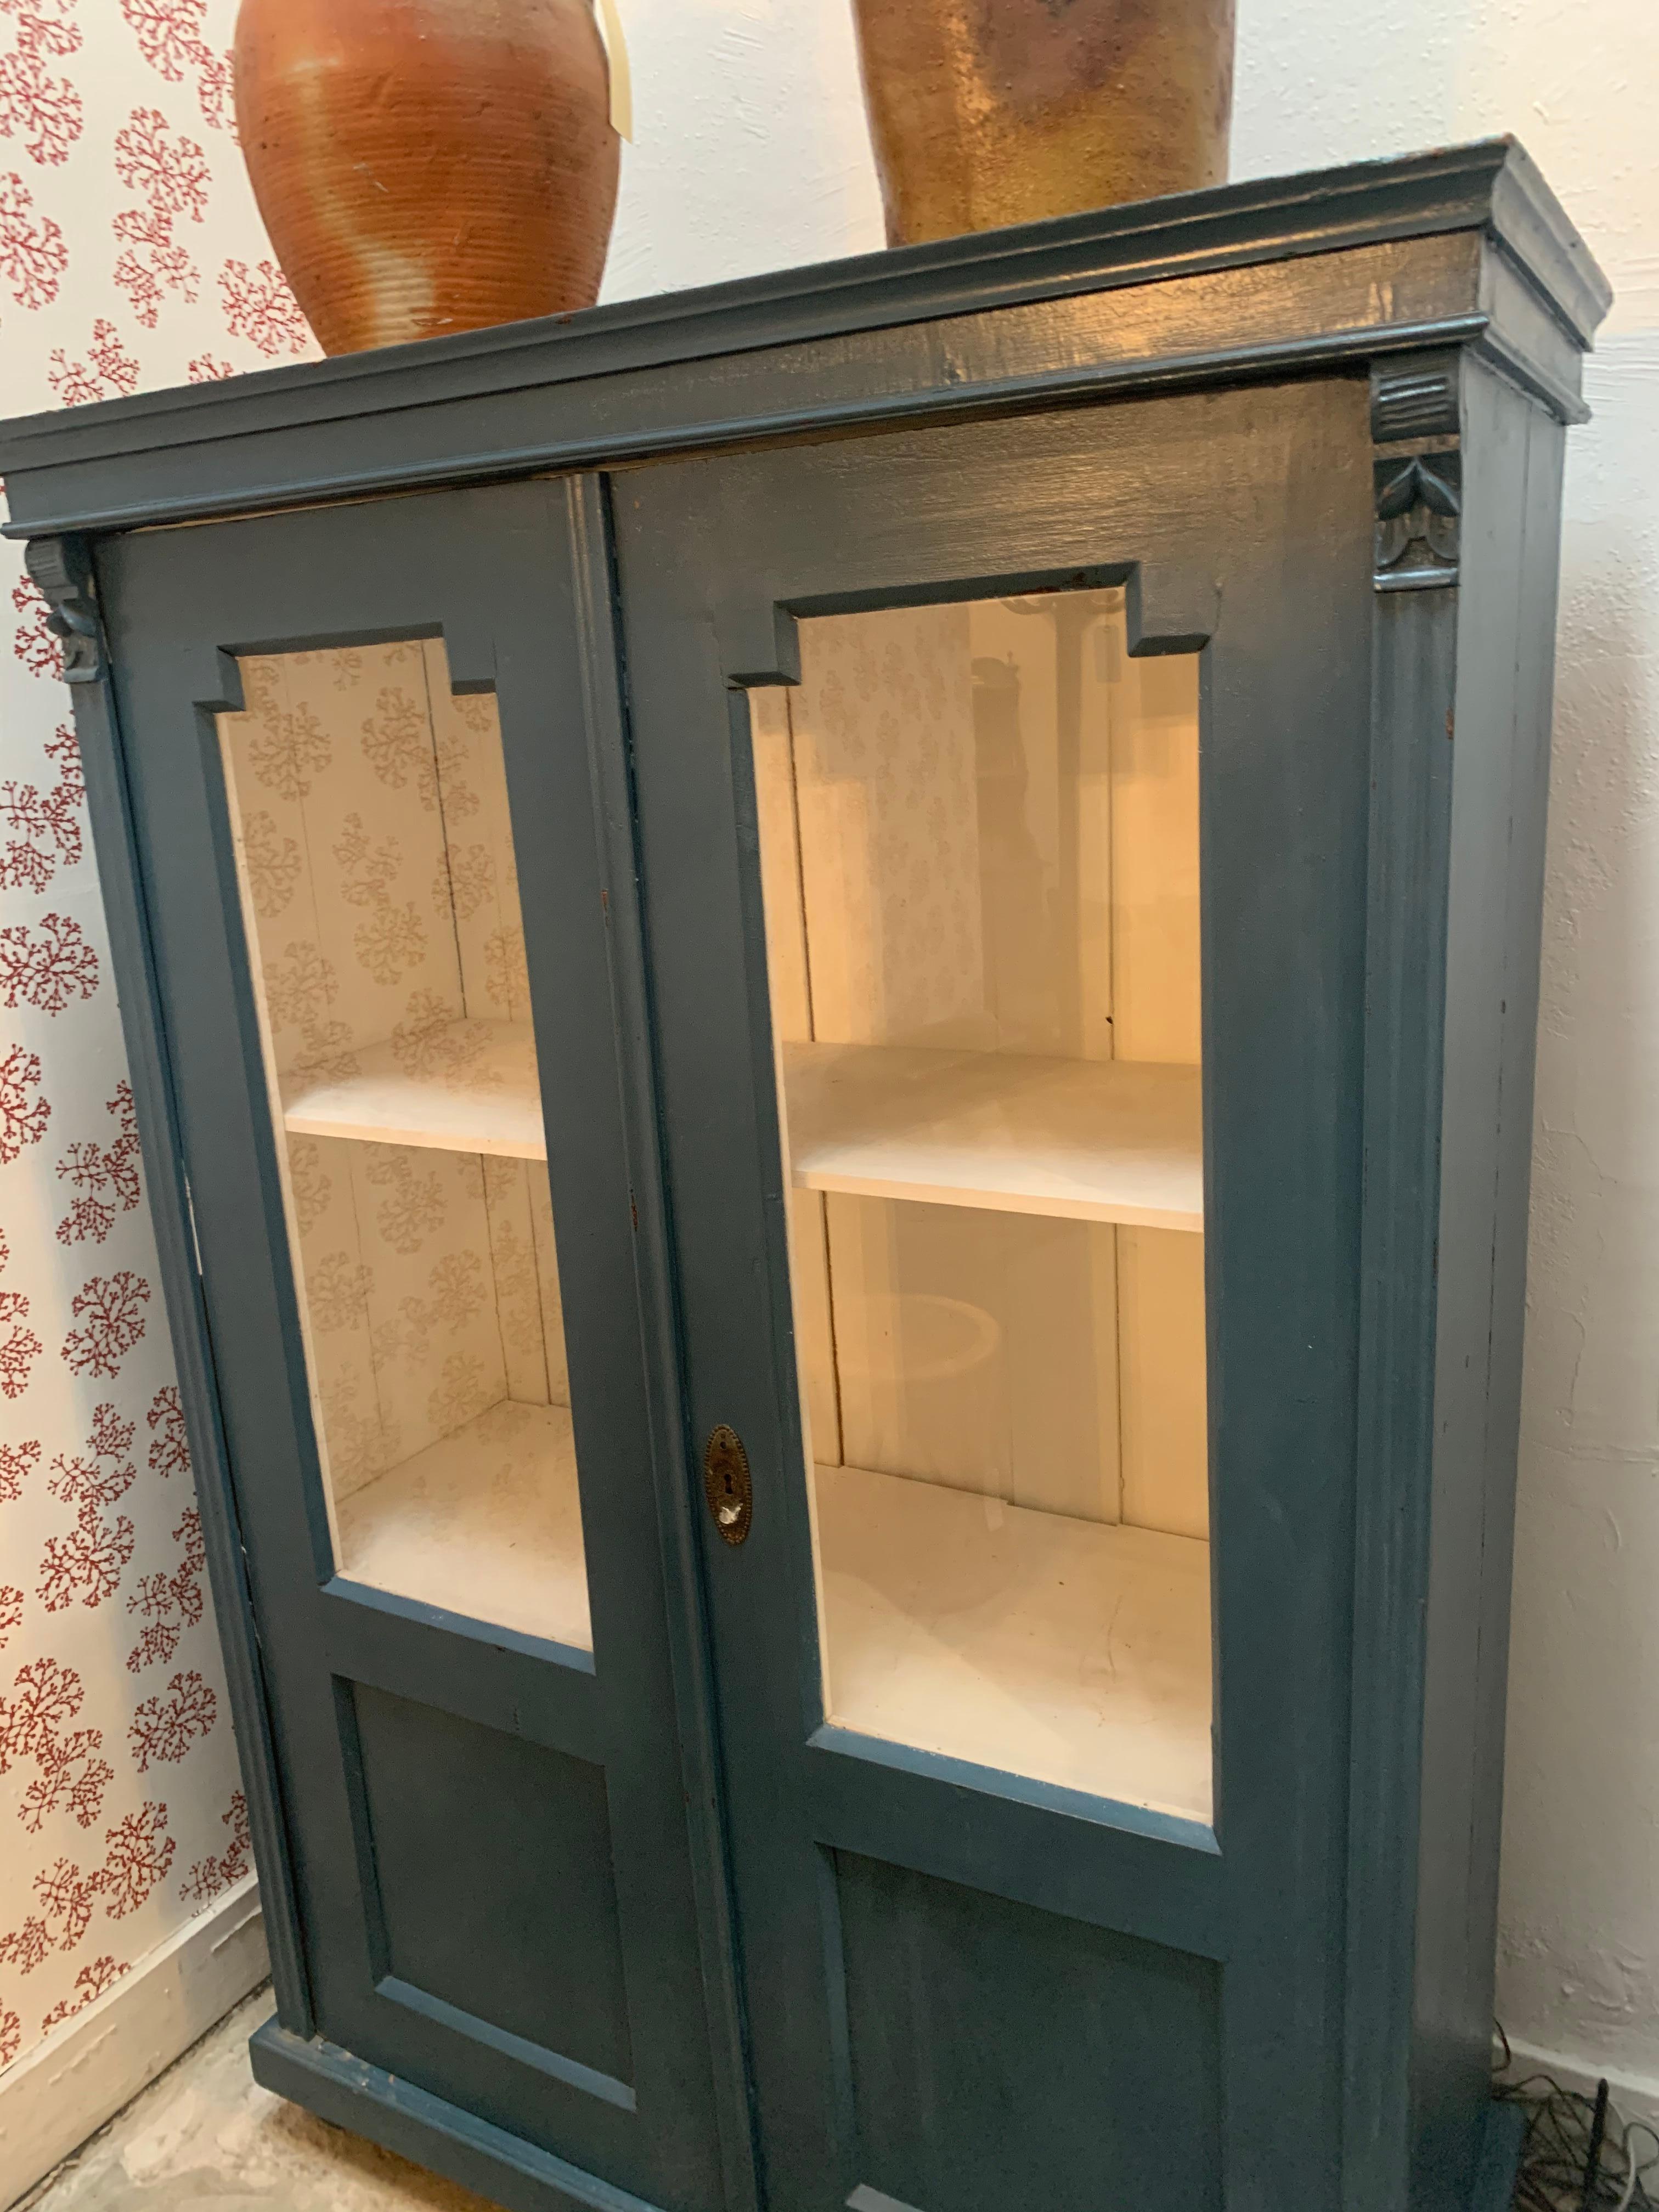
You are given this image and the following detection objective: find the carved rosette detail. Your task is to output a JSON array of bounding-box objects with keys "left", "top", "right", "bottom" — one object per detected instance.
[{"left": 24, "top": 536, "right": 105, "bottom": 685}]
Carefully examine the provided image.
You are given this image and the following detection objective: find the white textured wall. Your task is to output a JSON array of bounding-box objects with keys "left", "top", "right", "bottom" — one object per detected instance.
[
  {"left": 1224, "top": 0, "right": 1659, "bottom": 2102},
  {"left": 600, "top": 1, "right": 883, "bottom": 301},
  {"left": 605, "top": 0, "right": 1659, "bottom": 2103}
]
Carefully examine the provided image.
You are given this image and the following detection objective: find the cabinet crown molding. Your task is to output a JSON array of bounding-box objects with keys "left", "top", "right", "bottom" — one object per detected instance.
[{"left": 0, "top": 139, "right": 1610, "bottom": 542}]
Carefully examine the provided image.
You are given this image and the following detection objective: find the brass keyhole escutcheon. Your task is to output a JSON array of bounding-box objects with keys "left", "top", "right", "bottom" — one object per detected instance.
[{"left": 703, "top": 1424, "right": 753, "bottom": 1548}]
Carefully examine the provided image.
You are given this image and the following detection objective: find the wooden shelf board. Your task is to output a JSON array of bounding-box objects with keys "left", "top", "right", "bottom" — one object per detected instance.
[
  {"left": 281, "top": 1029, "right": 1200, "bottom": 1241},
  {"left": 815, "top": 1459, "right": 1212, "bottom": 1824},
  {"left": 334, "top": 1397, "right": 589, "bottom": 1649},
  {"left": 782, "top": 1042, "right": 1203, "bottom": 1232},
  {"left": 281, "top": 1019, "right": 545, "bottom": 1160}
]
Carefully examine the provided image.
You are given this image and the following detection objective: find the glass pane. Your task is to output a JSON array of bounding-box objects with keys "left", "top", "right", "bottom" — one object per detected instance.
[
  {"left": 218, "top": 641, "right": 590, "bottom": 1649},
  {"left": 749, "top": 592, "right": 1210, "bottom": 1820}
]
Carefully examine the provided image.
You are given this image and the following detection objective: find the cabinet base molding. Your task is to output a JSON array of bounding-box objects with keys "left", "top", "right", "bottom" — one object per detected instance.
[
  {"left": 1472, "top": 2100, "right": 1526, "bottom": 2212},
  {"left": 247, "top": 2017, "right": 1527, "bottom": 2212},
  {"left": 0, "top": 1875, "right": 267, "bottom": 2209},
  {"left": 249, "top": 2017, "right": 668, "bottom": 2212}
]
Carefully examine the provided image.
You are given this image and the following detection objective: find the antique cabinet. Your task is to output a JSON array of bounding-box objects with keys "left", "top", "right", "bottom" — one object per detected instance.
[{"left": 0, "top": 140, "right": 1609, "bottom": 2212}]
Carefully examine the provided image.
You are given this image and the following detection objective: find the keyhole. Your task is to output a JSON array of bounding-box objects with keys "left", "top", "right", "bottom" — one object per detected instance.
[{"left": 703, "top": 1425, "right": 752, "bottom": 1547}]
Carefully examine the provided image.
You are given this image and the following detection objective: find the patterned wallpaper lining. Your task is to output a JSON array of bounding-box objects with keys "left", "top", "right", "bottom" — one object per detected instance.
[
  {"left": 760, "top": 595, "right": 1207, "bottom": 1536},
  {"left": 218, "top": 644, "right": 571, "bottom": 1525}
]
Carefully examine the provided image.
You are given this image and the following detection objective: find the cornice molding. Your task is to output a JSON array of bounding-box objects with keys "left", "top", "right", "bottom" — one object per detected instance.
[{"left": 0, "top": 142, "right": 1607, "bottom": 543}]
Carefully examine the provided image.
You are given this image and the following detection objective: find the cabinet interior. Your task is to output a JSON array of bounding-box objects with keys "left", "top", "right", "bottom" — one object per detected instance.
[
  {"left": 218, "top": 640, "right": 590, "bottom": 1650},
  {"left": 213, "top": 597, "right": 1212, "bottom": 1811},
  {"left": 751, "top": 592, "right": 1212, "bottom": 1823}
]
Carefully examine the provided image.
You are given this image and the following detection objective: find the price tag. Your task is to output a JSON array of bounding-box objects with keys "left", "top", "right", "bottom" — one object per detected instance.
[{"left": 594, "top": 0, "right": 633, "bottom": 142}]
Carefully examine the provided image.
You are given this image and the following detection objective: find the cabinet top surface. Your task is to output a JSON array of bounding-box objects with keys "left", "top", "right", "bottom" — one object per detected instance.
[{"left": 0, "top": 137, "right": 1610, "bottom": 539}]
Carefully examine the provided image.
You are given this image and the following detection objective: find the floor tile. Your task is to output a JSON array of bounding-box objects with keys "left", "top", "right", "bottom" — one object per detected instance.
[{"left": 21, "top": 1990, "right": 500, "bottom": 2210}]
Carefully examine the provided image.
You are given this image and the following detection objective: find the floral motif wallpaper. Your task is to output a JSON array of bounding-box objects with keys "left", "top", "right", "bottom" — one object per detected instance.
[
  {"left": 0, "top": 0, "right": 318, "bottom": 2078},
  {"left": 789, "top": 602, "right": 988, "bottom": 1053}
]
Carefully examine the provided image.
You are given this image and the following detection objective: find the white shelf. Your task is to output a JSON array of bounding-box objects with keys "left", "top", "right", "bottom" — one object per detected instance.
[
  {"left": 815, "top": 1460, "right": 1212, "bottom": 1824},
  {"left": 782, "top": 1042, "right": 1203, "bottom": 1232},
  {"left": 281, "top": 1026, "right": 1202, "bottom": 1240},
  {"left": 330, "top": 1402, "right": 1211, "bottom": 1818},
  {"left": 334, "top": 1398, "right": 590, "bottom": 1649},
  {"left": 281, "top": 1019, "right": 544, "bottom": 1160}
]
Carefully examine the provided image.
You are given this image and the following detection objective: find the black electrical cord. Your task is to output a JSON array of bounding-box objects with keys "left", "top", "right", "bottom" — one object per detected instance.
[
  {"left": 1588, "top": 2081, "right": 1613, "bottom": 2210},
  {"left": 1496, "top": 2023, "right": 1659, "bottom": 2212}
]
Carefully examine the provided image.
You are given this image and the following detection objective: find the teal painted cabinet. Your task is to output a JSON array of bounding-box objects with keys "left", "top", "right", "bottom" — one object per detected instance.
[{"left": 0, "top": 141, "right": 1608, "bottom": 2212}]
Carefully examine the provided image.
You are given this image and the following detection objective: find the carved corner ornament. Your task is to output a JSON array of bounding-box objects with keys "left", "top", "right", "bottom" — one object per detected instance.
[
  {"left": 1374, "top": 452, "right": 1462, "bottom": 593},
  {"left": 1370, "top": 355, "right": 1462, "bottom": 593},
  {"left": 24, "top": 534, "right": 105, "bottom": 684}
]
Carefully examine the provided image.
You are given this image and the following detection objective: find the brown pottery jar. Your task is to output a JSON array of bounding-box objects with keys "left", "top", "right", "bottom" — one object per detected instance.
[
  {"left": 233, "top": 0, "right": 619, "bottom": 355},
  {"left": 851, "top": 0, "right": 1236, "bottom": 246}
]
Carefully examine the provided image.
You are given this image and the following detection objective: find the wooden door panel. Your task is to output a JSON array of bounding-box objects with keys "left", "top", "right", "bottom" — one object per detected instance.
[
  {"left": 346, "top": 1684, "right": 635, "bottom": 2102},
  {"left": 96, "top": 481, "right": 727, "bottom": 2210},
  {"left": 833, "top": 1852, "right": 1223, "bottom": 2212},
  {"left": 798, "top": 1733, "right": 1224, "bottom": 1957},
  {"left": 616, "top": 379, "right": 1374, "bottom": 2210}
]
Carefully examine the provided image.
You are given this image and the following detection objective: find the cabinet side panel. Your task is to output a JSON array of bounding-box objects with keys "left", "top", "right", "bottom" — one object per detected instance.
[
  {"left": 1344, "top": 496, "right": 1459, "bottom": 2212},
  {"left": 67, "top": 566, "right": 315, "bottom": 2035},
  {"left": 1411, "top": 370, "right": 1567, "bottom": 2206},
  {"left": 1464, "top": 394, "right": 1567, "bottom": 2112}
]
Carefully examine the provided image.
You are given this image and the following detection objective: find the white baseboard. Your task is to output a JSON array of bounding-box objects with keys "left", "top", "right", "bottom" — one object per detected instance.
[
  {"left": 1502, "top": 2032, "right": 1659, "bottom": 2141},
  {"left": 0, "top": 1876, "right": 267, "bottom": 2209}
]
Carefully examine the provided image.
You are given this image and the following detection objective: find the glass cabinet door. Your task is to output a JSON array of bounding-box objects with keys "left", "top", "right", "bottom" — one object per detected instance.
[
  {"left": 218, "top": 641, "right": 589, "bottom": 1646},
  {"left": 96, "top": 479, "right": 730, "bottom": 2210},
  {"left": 619, "top": 378, "right": 1369, "bottom": 2212},
  {"left": 747, "top": 591, "right": 1210, "bottom": 1821}
]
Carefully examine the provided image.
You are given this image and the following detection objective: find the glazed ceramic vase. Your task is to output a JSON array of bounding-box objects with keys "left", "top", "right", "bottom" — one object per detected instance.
[
  {"left": 850, "top": 0, "right": 1236, "bottom": 246},
  {"left": 233, "top": 0, "right": 619, "bottom": 355}
]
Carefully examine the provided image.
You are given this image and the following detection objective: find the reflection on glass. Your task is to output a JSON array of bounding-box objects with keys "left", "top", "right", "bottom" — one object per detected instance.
[
  {"left": 219, "top": 641, "right": 590, "bottom": 1648},
  {"left": 751, "top": 592, "right": 1210, "bottom": 1820}
]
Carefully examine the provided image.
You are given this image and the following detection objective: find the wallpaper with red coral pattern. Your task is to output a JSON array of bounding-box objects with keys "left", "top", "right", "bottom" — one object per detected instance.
[{"left": 1, "top": 0, "right": 319, "bottom": 2076}]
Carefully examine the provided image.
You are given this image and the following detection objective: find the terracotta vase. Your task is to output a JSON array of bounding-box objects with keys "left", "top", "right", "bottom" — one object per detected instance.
[
  {"left": 233, "top": 0, "right": 619, "bottom": 356},
  {"left": 850, "top": 0, "right": 1235, "bottom": 247}
]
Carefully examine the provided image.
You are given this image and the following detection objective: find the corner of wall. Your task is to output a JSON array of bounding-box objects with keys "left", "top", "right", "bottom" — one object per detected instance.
[{"left": 0, "top": 1876, "right": 266, "bottom": 2209}]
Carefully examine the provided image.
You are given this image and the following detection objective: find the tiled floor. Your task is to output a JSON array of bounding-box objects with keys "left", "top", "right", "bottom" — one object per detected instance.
[{"left": 21, "top": 1990, "right": 500, "bottom": 2210}]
